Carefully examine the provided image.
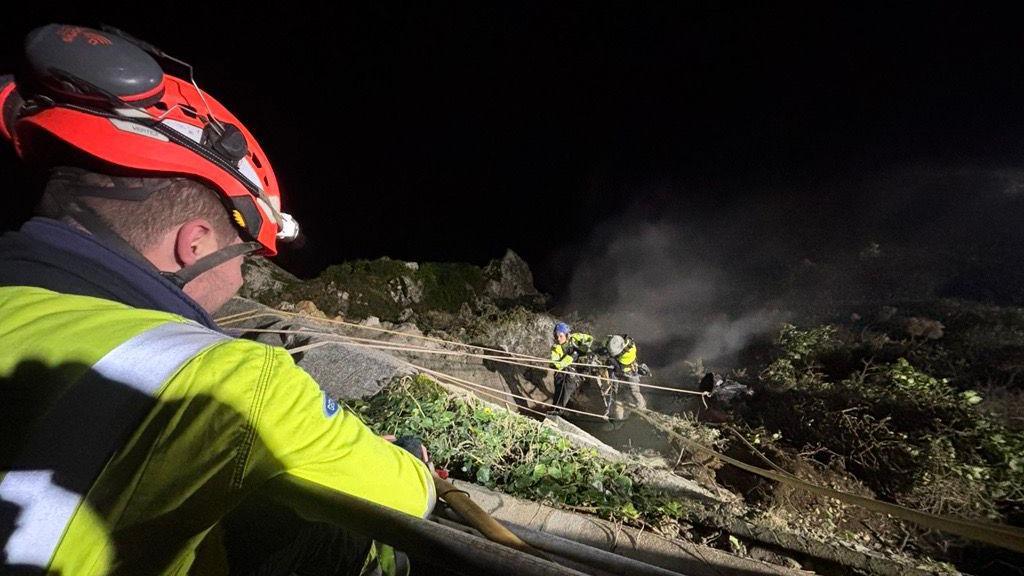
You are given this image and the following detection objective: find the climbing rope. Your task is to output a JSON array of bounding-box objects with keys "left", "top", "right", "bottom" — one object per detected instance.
[
  {"left": 228, "top": 325, "right": 708, "bottom": 397},
  {"left": 242, "top": 326, "right": 558, "bottom": 364},
  {"left": 273, "top": 334, "right": 620, "bottom": 420},
  {"left": 218, "top": 308, "right": 624, "bottom": 369},
  {"left": 217, "top": 309, "right": 549, "bottom": 362}
]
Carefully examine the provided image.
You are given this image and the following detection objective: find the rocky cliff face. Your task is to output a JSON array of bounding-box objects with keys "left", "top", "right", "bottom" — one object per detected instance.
[
  {"left": 242, "top": 249, "right": 546, "bottom": 329},
  {"left": 238, "top": 251, "right": 621, "bottom": 415},
  {"left": 238, "top": 254, "right": 301, "bottom": 302}
]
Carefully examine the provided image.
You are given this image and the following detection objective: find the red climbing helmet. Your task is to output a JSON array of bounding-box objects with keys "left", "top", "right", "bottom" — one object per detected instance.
[{"left": 0, "top": 24, "right": 298, "bottom": 256}]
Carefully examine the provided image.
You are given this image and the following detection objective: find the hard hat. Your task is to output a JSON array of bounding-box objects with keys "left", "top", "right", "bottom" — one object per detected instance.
[
  {"left": 0, "top": 24, "right": 297, "bottom": 256},
  {"left": 606, "top": 335, "right": 626, "bottom": 357},
  {"left": 553, "top": 322, "right": 571, "bottom": 337}
]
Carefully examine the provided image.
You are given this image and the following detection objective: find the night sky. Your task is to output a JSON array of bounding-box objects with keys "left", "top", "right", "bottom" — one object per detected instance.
[{"left": 3, "top": 4, "right": 1024, "bottom": 298}]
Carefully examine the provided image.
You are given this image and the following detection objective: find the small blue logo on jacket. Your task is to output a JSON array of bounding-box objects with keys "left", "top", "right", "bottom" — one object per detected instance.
[{"left": 323, "top": 392, "right": 340, "bottom": 418}]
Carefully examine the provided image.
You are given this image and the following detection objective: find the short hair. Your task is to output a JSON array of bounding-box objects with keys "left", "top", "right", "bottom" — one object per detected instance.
[{"left": 36, "top": 170, "right": 238, "bottom": 252}]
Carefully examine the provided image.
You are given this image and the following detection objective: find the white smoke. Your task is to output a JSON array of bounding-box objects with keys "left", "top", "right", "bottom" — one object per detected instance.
[
  {"left": 559, "top": 165, "right": 1024, "bottom": 370},
  {"left": 564, "top": 219, "right": 791, "bottom": 365}
]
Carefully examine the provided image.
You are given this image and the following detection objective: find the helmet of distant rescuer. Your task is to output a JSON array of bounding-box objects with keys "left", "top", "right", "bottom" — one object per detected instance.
[
  {"left": 553, "top": 322, "right": 571, "bottom": 338},
  {"left": 0, "top": 24, "right": 299, "bottom": 262},
  {"left": 605, "top": 335, "right": 626, "bottom": 357}
]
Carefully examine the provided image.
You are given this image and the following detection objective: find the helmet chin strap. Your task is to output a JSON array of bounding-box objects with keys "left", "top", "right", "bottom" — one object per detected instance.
[
  {"left": 161, "top": 240, "right": 261, "bottom": 289},
  {"left": 69, "top": 198, "right": 262, "bottom": 290},
  {"left": 46, "top": 169, "right": 263, "bottom": 290}
]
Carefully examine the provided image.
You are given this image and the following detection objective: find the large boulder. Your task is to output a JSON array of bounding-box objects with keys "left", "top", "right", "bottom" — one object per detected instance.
[{"left": 216, "top": 297, "right": 410, "bottom": 399}]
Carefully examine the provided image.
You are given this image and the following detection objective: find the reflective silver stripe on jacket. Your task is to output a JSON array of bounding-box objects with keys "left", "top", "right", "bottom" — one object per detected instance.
[{"left": 0, "top": 322, "right": 228, "bottom": 569}]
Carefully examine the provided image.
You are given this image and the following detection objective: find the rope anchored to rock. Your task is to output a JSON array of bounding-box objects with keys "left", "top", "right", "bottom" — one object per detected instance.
[{"left": 221, "top": 323, "right": 709, "bottom": 398}]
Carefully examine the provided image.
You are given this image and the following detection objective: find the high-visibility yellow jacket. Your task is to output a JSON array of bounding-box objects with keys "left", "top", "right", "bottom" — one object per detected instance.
[
  {"left": 615, "top": 339, "right": 638, "bottom": 369},
  {"left": 0, "top": 286, "right": 435, "bottom": 575},
  {"left": 550, "top": 332, "right": 594, "bottom": 371}
]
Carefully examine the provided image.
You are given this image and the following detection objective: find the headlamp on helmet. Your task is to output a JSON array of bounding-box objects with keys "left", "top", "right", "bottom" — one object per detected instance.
[{"left": 1, "top": 23, "right": 298, "bottom": 256}]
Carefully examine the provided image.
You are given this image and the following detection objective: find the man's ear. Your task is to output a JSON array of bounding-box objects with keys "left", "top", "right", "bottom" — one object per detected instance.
[{"left": 173, "top": 219, "right": 219, "bottom": 267}]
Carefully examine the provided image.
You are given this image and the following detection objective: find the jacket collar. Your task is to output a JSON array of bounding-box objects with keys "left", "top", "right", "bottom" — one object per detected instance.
[{"left": 0, "top": 217, "right": 218, "bottom": 329}]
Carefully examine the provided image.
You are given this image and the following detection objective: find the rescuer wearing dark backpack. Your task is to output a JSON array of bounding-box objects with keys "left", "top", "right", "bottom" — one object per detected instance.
[
  {"left": 596, "top": 334, "right": 650, "bottom": 412},
  {"left": 0, "top": 24, "right": 433, "bottom": 575}
]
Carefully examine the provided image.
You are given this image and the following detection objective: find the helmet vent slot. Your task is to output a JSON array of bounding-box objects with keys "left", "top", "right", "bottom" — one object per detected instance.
[{"left": 251, "top": 153, "right": 262, "bottom": 168}]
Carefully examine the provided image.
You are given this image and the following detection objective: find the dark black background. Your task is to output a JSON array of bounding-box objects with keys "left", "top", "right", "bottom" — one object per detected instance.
[{"left": 3, "top": 4, "right": 1024, "bottom": 295}]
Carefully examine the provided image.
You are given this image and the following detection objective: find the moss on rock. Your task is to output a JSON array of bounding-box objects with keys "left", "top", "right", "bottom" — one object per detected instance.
[{"left": 261, "top": 254, "right": 542, "bottom": 326}]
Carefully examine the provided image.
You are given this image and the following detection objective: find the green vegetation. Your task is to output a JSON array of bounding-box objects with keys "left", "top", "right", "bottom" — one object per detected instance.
[
  {"left": 351, "top": 375, "right": 691, "bottom": 530},
  {"left": 747, "top": 323, "right": 1024, "bottom": 523},
  {"left": 417, "top": 262, "right": 486, "bottom": 313},
  {"left": 879, "top": 300, "right": 1024, "bottom": 393},
  {"left": 275, "top": 257, "right": 488, "bottom": 322}
]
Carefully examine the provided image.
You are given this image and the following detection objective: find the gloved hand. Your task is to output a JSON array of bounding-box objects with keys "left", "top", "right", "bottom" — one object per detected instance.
[
  {"left": 384, "top": 435, "right": 432, "bottom": 465},
  {"left": 638, "top": 363, "right": 653, "bottom": 377}
]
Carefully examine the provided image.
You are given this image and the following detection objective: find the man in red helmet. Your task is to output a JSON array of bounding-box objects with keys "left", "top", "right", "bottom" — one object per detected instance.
[{"left": 0, "top": 25, "right": 433, "bottom": 575}]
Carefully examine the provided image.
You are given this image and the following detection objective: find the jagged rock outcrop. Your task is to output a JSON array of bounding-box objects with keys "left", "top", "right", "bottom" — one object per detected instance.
[
  {"left": 482, "top": 249, "right": 543, "bottom": 303},
  {"left": 242, "top": 251, "right": 547, "bottom": 329},
  {"left": 238, "top": 255, "right": 300, "bottom": 303}
]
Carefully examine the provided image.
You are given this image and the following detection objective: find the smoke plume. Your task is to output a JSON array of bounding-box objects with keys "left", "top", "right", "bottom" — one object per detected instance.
[{"left": 558, "top": 166, "right": 1024, "bottom": 376}]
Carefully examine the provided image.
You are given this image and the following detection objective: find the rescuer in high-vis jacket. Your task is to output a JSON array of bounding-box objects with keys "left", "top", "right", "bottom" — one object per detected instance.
[
  {"left": 596, "top": 334, "right": 650, "bottom": 411},
  {"left": 0, "top": 24, "right": 434, "bottom": 575},
  {"left": 549, "top": 322, "right": 595, "bottom": 408}
]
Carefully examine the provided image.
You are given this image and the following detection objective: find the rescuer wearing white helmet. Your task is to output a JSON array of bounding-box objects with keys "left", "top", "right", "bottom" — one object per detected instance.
[{"left": 598, "top": 334, "right": 650, "bottom": 411}]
